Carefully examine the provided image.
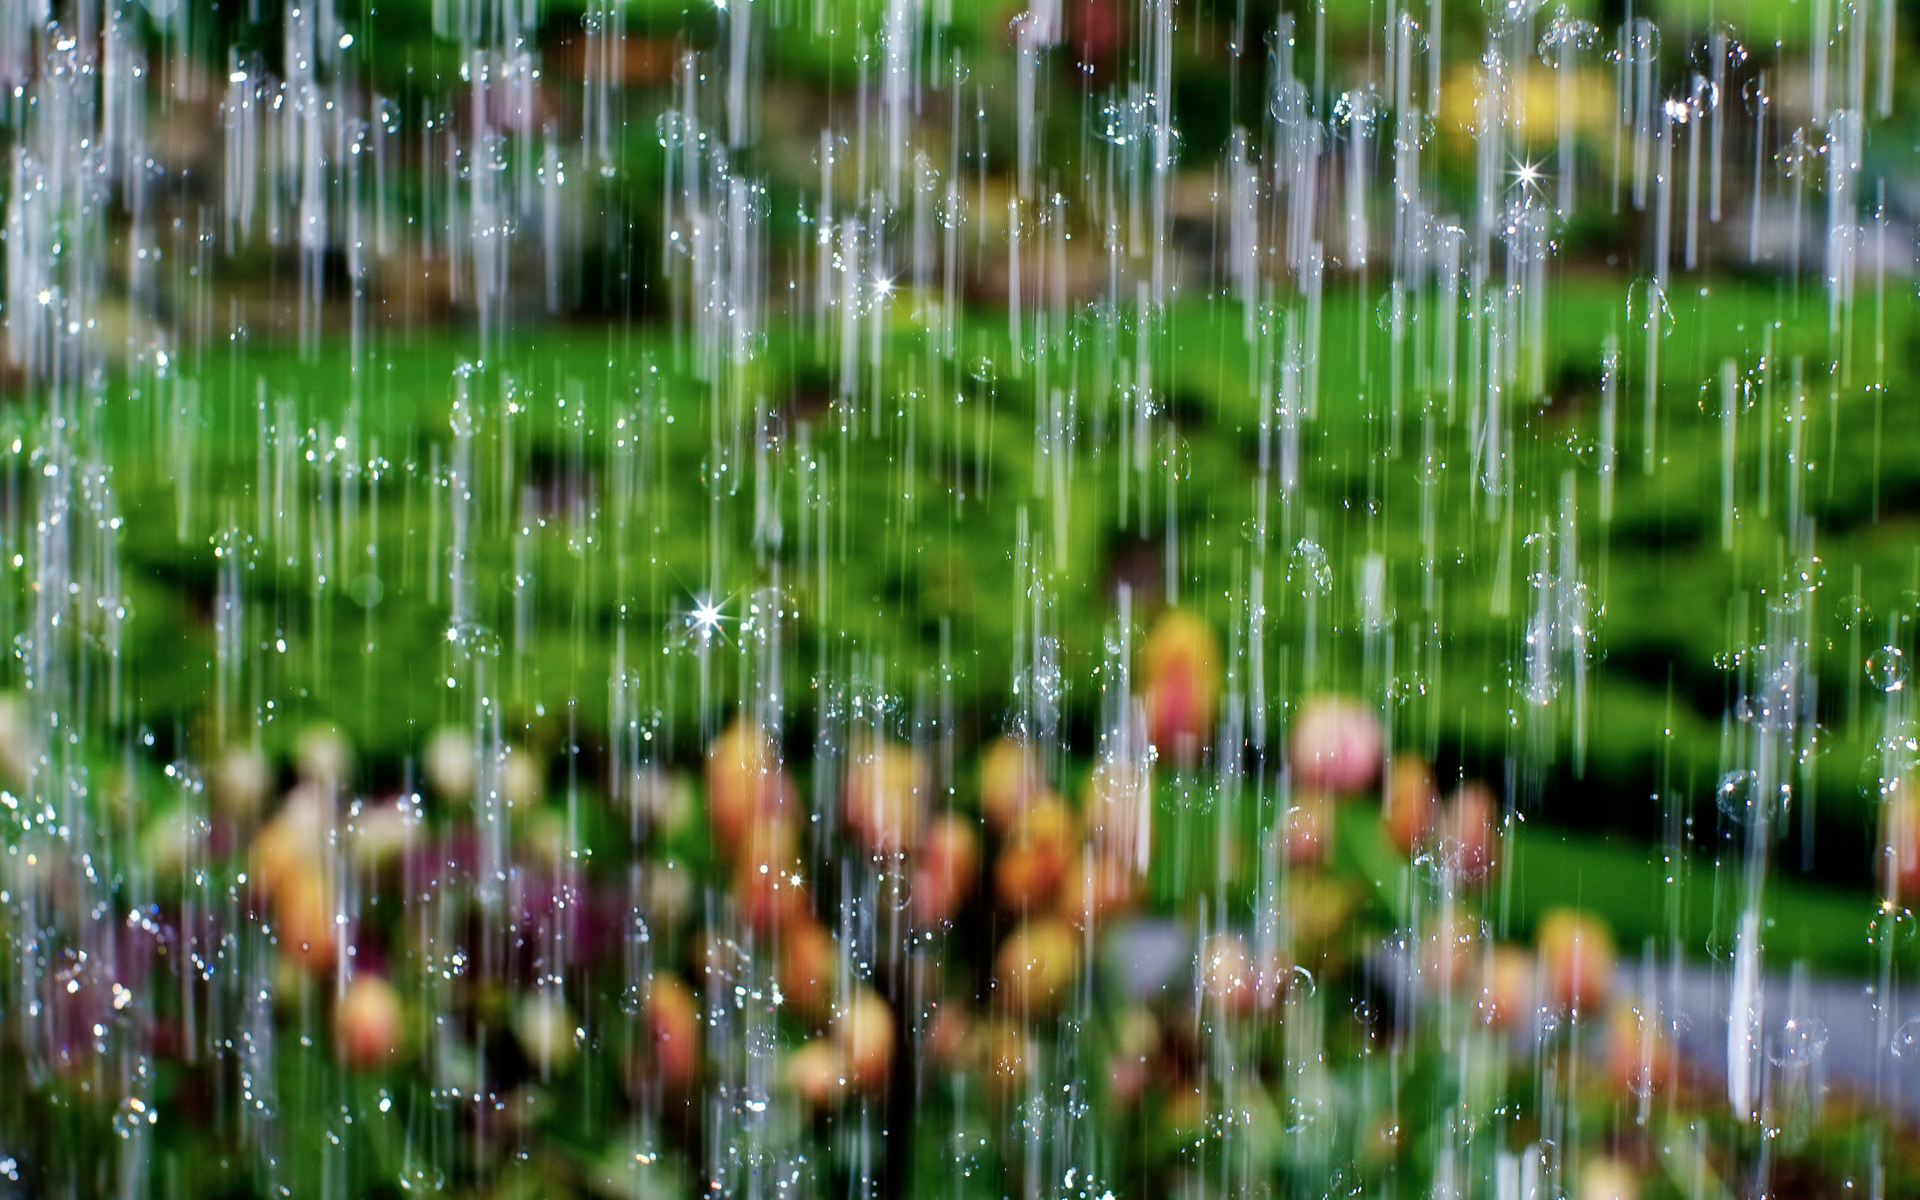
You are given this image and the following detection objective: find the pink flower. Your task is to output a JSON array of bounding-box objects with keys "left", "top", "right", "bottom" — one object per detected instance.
[{"left": 1288, "top": 696, "right": 1383, "bottom": 794}]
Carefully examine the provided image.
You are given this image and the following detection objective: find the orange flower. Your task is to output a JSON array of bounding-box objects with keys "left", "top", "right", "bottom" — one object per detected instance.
[
  {"left": 274, "top": 863, "right": 337, "bottom": 970},
  {"left": 1605, "top": 1003, "right": 1670, "bottom": 1098},
  {"left": 994, "top": 917, "right": 1080, "bottom": 1015},
  {"left": 1056, "top": 849, "right": 1138, "bottom": 929},
  {"left": 994, "top": 800, "right": 1077, "bottom": 911},
  {"left": 335, "top": 975, "right": 402, "bottom": 1069},
  {"left": 979, "top": 737, "right": 1043, "bottom": 835},
  {"left": 648, "top": 973, "right": 700, "bottom": 1089},
  {"left": 1536, "top": 910, "right": 1615, "bottom": 1016},
  {"left": 777, "top": 918, "right": 837, "bottom": 1020},
  {"left": 706, "top": 719, "right": 793, "bottom": 853},
  {"left": 834, "top": 986, "right": 896, "bottom": 1091},
  {"left": 732, "top": 817, "right": 811, "bottom": 933},
  {"left": 1382, "top": 753, "right": 1439, "bottom": 853},
  {"left": 250, "top": 785, "right": 329, "bottom": 900},
  {"left": 1475, "top": 944, "right": 1536, "bottom": 1030},
  {"left": 843, "top": 741, "right": 927, "bottom": 856},
  {"left": 787, "top": 1038, "right": 844, "bottom": 1107}
]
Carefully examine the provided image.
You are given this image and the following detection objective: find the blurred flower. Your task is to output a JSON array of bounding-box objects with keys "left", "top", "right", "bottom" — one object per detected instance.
[
  {"left": 1139, "top": 609, "right": 1220, "bottom": 765},
  {"left": 1420, "top": 912, "right": 1481, "bottom": 995},
  {"left": 647, "top": 973, "right": 699, "bottom": 1090},
  {"left": 1070, "top": 0, "right": 1127, "bottom": 66},
  {"left": 335, "top": 974, "right": 403, "bottom": 1069},
  {"left": 348, "top": 800, "right": 414, "bottom": 868},
  {"left": 1084, "top": 754, "right": 1152, "bottom": 872},
  {"left": 994, "top": 799, "right": 1077, "bottom": 910},
  {"left": 787, "top": 1037, "right": 843, "bottom": 1107},
  {"left": 731, "top": 816, "right": 811, "bottom": 933},
  {"left": 0, "top": 693, "right": 32, "bottom": 790},
  {"left": 628, "top": 768, "right": 696, "bottom": 838},
  {"left": 982, "top": 1019, "right": 1031, "bottom": 1089},
  {"left": 834, "top": 986, "right": 896, "bottom": 1091},
  {"left": 994, "top": 917, "right": 1078, "bottom": 1015},
  {"left": 1057, "top": 848, "right": 1137, "bottom": 929},
  {"left": 1281, "top": 790, "right": 1334, "bottom": 867},
  {"left": 1475, "top": 944, "right": 1536, "bottom": 1030},
  {"left": 645, "top": 858, "right": 696, "bottom": 931},
  {"left": 516, "top": 991, "right": 579, "bottom": 1078},
  {"left": 274, "top": 863, "right": 337, "bottom": 970},
  {"left": 424, "top": 725, "right": 476, "bottom": 802},
  {"left": 502, "top": 745, "right": 544, "bottom": 809},
  {"left": 1577, "top": 1156, "right": 1639, "bottom": 1200},
  {"left": 1287, "top": 876, "right": 1361, "bottom": 949},
  {"left": 705, "top": 719, "right": 793, "bottom": 853},
  {"left": 1383, "top": 753, "right": 1438, "bottom": 854},
  {"left": 1882, "top": 777, "right": 1920, "bottom": 901},
  {"left": 142, "top": 806, "right": 205, "bottom": 880},
  {"left": 913, "top": 813, "right": 979, "bottom": 925},
  {"left": 1289, "top": 696, "right": 1382, "bottom": 794},
  {"left": 251, "top": 784, "right": 329, "bottom": 899},
  {"left": 1606, "top": 1003, "right": 1670, "bottom": 1099},
  {"left": 1197, "top": 931, "right": 1254, "bottom": 1011},
  {"left": 843, "top": 740, "right": 927, "bottom": 856},
  {"left": 212, "top": 744, "right": 272, "bottom": 823},
  {"left": 979, "top": 736, "right": 1044, "bottom": 835},
  {"left": 1536, "top": 909, "right": 1615, "bottom": 1016},
  {"left": 1439, "top": 781, "right": 1499, "bottom": 883},
  {"left": 777, "top": 918, "right": 836, "bottom": 1020},
  {"left": 922, "top": 1004, "right": 973, "bottom": 1071},
  {"left": 296, "top": 724, "right": 351, "bottom": 790}
]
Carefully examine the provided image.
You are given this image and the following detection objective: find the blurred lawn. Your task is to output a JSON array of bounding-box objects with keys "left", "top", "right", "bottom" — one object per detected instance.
[{"left": 71, "top": 270, "right": 1917, "bottom": 977}]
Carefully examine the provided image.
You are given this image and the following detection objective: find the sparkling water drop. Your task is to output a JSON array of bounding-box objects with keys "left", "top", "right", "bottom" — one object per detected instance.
[{"left": 1868, "top": 646, "right": 1907, "bottom": 693}]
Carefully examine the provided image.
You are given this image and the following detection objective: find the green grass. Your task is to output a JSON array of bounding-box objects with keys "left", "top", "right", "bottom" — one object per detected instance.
[{"left": 49, "top": 269, "right": 1913, "bottom": 983}]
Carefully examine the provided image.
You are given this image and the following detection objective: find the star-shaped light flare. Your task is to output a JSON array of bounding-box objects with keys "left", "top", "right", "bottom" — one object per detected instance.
[
  {"left": 686, "top": 594, "right": 729, "bottom": 644},
  {"left": 1510, "top": 155, "right": 1547, "bottom": 195}
]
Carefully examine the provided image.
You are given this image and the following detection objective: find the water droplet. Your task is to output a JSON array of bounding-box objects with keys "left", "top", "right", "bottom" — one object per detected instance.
[
  {"left": 1868, "top": 647, "right": 1907, "bottom": 693},
  {"left": 1537, "top": 15, "right": 1598, "bottom": 63},
  {"left": 1891, "top": 1017, "right": 1920, "bottom": 1058},
  {"left": 1289, "top": 964, "right": 1316, "bottom": 999},
  {"left": 1767, "top": 1016, "right": 1828, "bottom": 1066},
  {"left": 1289, "top": 540, "right": 1332, "bottom": 594},
  {"left": 1716, "top": 770, "right": 1758, "bottom": 821}
]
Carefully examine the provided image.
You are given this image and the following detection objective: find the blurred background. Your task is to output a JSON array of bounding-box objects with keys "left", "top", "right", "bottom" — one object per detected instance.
[{"left": 0, "top": 0, "right": 1914, "bottom": 1195}]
